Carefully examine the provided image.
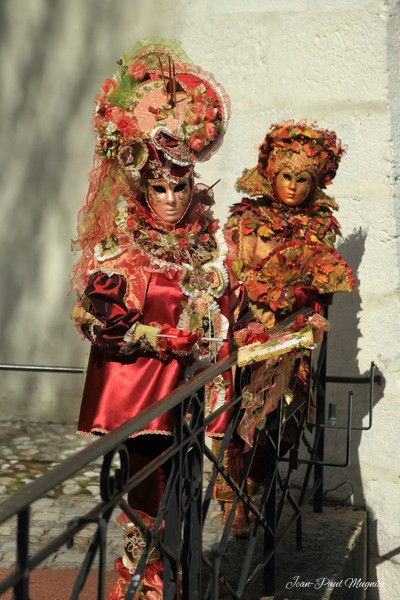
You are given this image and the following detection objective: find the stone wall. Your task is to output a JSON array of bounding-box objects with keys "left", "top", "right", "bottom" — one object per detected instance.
[
  {"left": 1, "top": 0, "right": 399, "bottom": 596},
  {"left": 175, "top": 1, "right": 400, "bottom": 596}
]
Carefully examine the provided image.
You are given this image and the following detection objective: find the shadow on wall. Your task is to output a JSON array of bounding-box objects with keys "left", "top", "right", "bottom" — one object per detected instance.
[
  {"left": 357, "top": 5, "right": 400, "bottom": 596},
  {"left": 326, "top": 228, "right": 390, "bottom": 599},
  {"left": 0, "top": 1, "right": 104, "bottom": 352},
  {"left": 0, "top": 0, "right": 174, "bottom": 420},
  {"left": 325, "top": 229, "right": 384, "bottom": 503},
  {"left": 0, "top": 2, "right": 113, "bottom": 415}
]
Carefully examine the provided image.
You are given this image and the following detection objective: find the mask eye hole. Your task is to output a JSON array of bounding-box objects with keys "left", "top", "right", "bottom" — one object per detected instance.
[
  {"left": 152, "top": 185, "right": 166, "bottom": 193},
  {"left": 174, "top": 183, "right": 187, "bottom": 192},
  {"left": 283, "top": 173, "right": 292, "bottom": 181}
]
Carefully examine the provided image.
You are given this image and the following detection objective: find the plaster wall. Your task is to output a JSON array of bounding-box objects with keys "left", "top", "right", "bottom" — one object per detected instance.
[
  {"left": 175, "top": 2, "right": 400, "bottom": 596},
  {"left": 0, "top": 0, "right": 399, "bottom": 596},
  {"left": 0, "top": 0, "right": 177, "bottom": 419}
]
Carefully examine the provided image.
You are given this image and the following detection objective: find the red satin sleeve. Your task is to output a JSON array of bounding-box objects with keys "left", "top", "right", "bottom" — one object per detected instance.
[{"left": 81, "top": 271, "right": 140, "bottom": 351}]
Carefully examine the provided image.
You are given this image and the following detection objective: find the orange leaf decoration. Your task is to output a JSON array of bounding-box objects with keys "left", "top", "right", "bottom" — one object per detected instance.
[{"left": 254, "top": 240, "right": 356, "bottom": 294}]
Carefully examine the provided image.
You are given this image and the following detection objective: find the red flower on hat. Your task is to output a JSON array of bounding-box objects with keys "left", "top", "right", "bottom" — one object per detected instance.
[
  {"left": 186, "top": 113, "right": 201, "bottom": 125},
  {"left": 205, "top": 107, "right": 217, "bottom": 122},
  {"left": 101, "top": 78, "right": 118, "bottom": 95},
  {"left": 92, "top": 113, "right": 107, "bottom": 132},
  {"left": 188, "top": 132, "right": 206, "bottom": 152},
  {"left": 291, "top": 314, "right": 308, "bottom": 332},
  {"left": 117, "top": 117, "right": 140, "bottom": 139},
  {"left": 105, "top": 106, "right": 125, "bottom": 123},
  {"left": 203, "top": 122, "right": 217, "bottom": 141},
  {"left": 128, "top": 62, "right": 147, "bottom": 81}
]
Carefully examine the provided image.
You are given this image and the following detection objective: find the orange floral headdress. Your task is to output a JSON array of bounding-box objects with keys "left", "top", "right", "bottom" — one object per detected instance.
[{"left": 236, "top": 120, "right": 345, "bottom": 198}]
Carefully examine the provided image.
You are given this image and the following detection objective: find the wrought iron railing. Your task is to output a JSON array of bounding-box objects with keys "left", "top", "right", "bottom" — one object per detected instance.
[{"left": 0, "top": 345, "right": 379, "bottom": 600}]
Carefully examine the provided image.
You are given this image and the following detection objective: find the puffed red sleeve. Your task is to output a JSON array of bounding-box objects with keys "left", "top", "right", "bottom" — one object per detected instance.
[{"left": 81, "top": 271, "right": 140, "bottom": 351}]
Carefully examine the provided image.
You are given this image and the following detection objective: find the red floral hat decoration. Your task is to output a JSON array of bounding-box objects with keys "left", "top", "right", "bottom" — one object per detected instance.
[{"left": 93, "top": 38, "right": 231, "bottom": 180}]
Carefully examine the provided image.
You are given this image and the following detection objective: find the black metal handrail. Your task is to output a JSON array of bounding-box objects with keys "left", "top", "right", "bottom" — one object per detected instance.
[
  {"left": 0, "top": 353, "right": 236, "bottom": 524},
  {"left": 0, "top": 349, "right": 378, "bottom": 600},
  {"left": 1, "top": 352, "right": 251, "bottom": 600},
  {"left": 0, "top": 364, "right": 84, "bottom": 373}
]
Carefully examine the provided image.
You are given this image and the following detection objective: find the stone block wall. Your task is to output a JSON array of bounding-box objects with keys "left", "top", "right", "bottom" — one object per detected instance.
[{"left": 1, "top": 0, "right": 398, "bottom": 596}]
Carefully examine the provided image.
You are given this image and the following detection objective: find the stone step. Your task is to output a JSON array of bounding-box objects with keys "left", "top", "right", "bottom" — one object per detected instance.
[
  {"left": 1, "top": 505, "right": 366, "bottom": 599},
  {"left": 247, "top": 505, "right": 367, "bottom": 600}
]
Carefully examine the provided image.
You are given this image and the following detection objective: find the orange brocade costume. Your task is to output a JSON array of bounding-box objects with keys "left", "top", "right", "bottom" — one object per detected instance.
[
  {"left": 226, "top": 192, "right": 355, "bottom": 330},
  {"left": 225, "top": 120, "right": 356, "bottom": 450}
]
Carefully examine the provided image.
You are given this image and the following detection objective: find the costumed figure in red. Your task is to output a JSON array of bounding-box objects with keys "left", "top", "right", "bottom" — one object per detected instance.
[
  {"left": 219, "top": 120, "right": 356, "bottom": 535},
  {"left": 70, "top": 38, "right": 241, "bottom": 599}
]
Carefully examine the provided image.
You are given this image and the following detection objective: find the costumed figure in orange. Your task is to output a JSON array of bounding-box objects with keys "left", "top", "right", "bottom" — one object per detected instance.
[
  {"left": 219, "top": 120, "right": 356, "bottom": 535},
  {"left": 70, "top": 38, "right": 243, "bottom": 599}
]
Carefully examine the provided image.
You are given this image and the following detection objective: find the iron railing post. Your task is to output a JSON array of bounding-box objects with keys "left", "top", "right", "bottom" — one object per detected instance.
[
  {"left": 313, "top": 322, "right": 327, "bottom": 513},
  {"left": 263, "top": 412, "right": 279, "bottom": 596},
  {"left": 163, "top": 407, "right": 183, "bottom": 600},
  {"left": 14, "top": 509, "right": 30, "bottom": 600},
  {"left": 182, "top": 388, "right": 205, "bottom": 599}
]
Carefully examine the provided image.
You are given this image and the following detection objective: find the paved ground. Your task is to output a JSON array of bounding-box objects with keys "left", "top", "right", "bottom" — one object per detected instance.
[
  {"left": 0, "top": 420, "right": 224, "bottom": 571},
  {"left": 0, "top": 420, "right": 367, "bottom": 599},
  {"left": 0, "top": 420, "right": 119, "bottom": 571}
]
